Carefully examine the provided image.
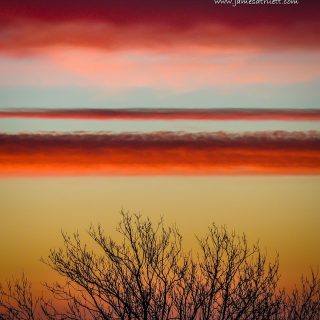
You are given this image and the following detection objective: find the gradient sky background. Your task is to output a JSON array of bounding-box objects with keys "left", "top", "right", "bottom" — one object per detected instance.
[{"left": 0, "top": 0, "right": 320, "bottom": 291}]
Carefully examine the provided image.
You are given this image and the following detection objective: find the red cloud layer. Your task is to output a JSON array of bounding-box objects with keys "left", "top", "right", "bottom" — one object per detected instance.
[
  {"left": 0, "top": 1, "right": 319, "bottom": 52},
  {"left": 0, "top": 131, "right": 319, "bottom": 176},
  {"left": 1, "top": 109, "right": 320, "bottom": 121}
]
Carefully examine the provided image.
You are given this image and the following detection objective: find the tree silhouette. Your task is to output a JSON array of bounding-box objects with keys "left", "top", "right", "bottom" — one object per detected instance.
[
  {"left": 0, "top": 211, "right": 319, "bottom": 319},
  {"left": 0, "top": 274, "right": 41, "bottom": 320}
]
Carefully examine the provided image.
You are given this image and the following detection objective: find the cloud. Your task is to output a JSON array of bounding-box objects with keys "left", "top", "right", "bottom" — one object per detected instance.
[
  {"left": 1, "top": 108, "right": 320, "bottom": 121},
  {"left": 0, "top": 1, "right": 319, "bottom": 53},
  {"left": 1, "top": 49, "right": 319, "bottom": 92},
  {"left": 0, "top": 131, "right": 319, "bottom": 175}
]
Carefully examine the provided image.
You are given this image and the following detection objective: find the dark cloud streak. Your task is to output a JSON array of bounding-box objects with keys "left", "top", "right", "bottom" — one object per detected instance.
[{"left": 1, "top": 108, "right": 320, "bottom": 121}]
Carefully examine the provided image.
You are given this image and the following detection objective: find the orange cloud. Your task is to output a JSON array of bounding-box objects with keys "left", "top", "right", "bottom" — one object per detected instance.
[{"left": 0, "top": 132, "right": 319, "bottom": 176}]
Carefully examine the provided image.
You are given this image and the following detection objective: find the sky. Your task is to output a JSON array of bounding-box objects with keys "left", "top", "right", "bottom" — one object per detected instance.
[{"left": 0, "top": 0, "right": 319, "bottom": 290}]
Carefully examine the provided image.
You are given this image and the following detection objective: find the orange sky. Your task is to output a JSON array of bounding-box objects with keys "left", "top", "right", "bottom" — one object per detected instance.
[
  {"left": 1, "top": 0, "right": 320, "bottom": 297},
  {"left": 0, "top": 176, "right": 319, "bottom": 292}
]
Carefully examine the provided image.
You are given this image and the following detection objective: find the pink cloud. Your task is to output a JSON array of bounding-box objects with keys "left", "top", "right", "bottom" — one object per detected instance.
[{"left": 0, "top": 49, "right": 319, "bottom": 91}]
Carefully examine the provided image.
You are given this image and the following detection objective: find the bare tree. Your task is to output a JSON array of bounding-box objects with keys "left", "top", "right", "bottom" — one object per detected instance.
[
  {"left": 282, "top": 271, "right": 320, "bottom": 320},
  {"left": 0, "top": 274, "right": 41, "bottom": 320},
  {"left": 42, "top": 212, "right": 189, "bottom": 320},
  {"left": 1, "top": 211, "right": 320, "bottom": 319}
]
